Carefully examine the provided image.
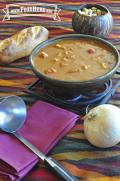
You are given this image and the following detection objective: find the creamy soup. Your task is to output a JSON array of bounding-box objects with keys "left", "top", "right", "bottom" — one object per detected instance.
[{"left": 33, "top": 39, "right": 116, "bottom": 81}]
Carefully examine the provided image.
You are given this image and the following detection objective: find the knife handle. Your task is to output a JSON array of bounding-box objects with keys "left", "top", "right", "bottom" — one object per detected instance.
[{"left": 44, "top": 157, "right": 78, "bottom": 181}]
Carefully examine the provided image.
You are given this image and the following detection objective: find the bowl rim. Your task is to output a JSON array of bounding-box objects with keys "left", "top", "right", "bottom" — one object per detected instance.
[{"left": 30, "top": 34, "right": 120, "bottom": 85}]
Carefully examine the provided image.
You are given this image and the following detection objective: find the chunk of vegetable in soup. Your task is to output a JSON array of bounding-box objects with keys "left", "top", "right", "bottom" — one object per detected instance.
[{"left": 33, "top": 39, "right": 116, "bottom": 81}]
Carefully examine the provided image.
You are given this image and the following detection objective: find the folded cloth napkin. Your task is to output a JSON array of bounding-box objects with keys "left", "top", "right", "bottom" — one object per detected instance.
[{"left": 0, "top": 100, "right": 78, "bottom": 181}]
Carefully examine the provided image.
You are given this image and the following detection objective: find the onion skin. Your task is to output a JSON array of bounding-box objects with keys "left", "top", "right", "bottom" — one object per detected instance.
[{"left": 84, "top": 104, "right": 120, "bottom": 148}]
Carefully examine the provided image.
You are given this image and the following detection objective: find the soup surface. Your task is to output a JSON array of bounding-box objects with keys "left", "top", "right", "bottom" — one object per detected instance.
[{"left": 33, "top": 38, "right": 116, "bottom": 81}]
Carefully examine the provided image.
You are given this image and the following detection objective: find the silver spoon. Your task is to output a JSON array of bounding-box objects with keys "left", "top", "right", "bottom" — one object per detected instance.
[{"left": 0, "top": 96, "right": 78, "bottom": 181}]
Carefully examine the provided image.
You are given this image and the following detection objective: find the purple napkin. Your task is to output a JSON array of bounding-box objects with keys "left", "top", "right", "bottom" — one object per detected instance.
[{"left": 0, "top": 100, "right": 78, "bottom": 181}]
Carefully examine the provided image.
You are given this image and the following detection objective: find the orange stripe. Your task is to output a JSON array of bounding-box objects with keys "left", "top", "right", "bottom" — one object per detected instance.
[
  {"left": 71, "top": 124, "right": 84, "bottom": 132},
  {"left": 113, "top": 15, "right": 120, "bottom": 19},
  {"left": 0, "top": 78, "right": 35, "bottom": 87},
  {"left": 41, "top": 0, "right": 120, "bottom": 4},
  {"left": 49, "top": 29, "right": 73, "bottom": 37},
  {"left": 62, "top": 161, "right": 106, "bottom": 178},
  {"left": 62, "top": 162, "right": 120, "bottom": 180},
  {"left": 108, "top": 34, "right": 120, "bottom": 38}
]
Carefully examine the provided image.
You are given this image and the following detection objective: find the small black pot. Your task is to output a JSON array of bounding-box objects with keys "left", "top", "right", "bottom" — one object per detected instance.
[
  {"left": 72, "top": 4, "right": 113, "bottom": 37},
  {"left": 30, "top": 34, "right": 120, "bottom": 99}
]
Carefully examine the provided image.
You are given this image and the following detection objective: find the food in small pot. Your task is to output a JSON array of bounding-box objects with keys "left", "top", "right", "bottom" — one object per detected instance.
[{"left": 78, "top": 6, "right": 106, "bottom": 16}]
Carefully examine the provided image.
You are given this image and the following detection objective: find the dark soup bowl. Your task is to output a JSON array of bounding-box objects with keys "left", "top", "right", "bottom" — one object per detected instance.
[{"left": 30, "top": 34, "right": 120, "bottom": 99}]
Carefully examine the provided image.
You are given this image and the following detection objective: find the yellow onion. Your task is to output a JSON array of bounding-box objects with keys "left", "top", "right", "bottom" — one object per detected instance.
[{"left": 84, "top": 104, "right": 120, "bottom": 148}]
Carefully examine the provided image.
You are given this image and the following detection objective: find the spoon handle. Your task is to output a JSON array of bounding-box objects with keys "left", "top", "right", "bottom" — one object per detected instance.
[
  {"left": 13, "top": 132, "right": 46, "bottom": 160},
  {"left": 13, "top": 132, "right": 78, "bottom": 181}
]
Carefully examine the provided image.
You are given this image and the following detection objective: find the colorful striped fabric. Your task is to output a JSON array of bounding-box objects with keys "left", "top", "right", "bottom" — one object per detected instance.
[{"left": 0, "top": 0, "right": 120, "bottom": 180}]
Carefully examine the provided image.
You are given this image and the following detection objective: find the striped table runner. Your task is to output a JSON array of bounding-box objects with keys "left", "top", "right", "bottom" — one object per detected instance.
[{"left": 0, "top": 0, "right": 120, "bottom": 180}]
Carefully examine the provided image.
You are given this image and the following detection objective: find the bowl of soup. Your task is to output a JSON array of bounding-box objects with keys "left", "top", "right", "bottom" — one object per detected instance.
[{"left": 30, "top": 34, "right": 119, "bottom": 99}]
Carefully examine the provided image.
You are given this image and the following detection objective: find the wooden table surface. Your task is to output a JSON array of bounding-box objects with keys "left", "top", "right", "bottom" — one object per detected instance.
[{"left": 0, "top": 0, "right": 120, "bottom": 180}]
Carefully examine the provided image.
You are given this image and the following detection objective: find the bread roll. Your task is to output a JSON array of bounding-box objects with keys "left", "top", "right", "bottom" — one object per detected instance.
[{"left": 0, "top": 26, "right": 49, "bottom": 64}]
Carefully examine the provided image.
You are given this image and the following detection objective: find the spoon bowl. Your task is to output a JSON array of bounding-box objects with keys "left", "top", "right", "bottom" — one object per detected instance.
[{"left": 0, "top": 96, "right": 27, "bottom": 133}]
